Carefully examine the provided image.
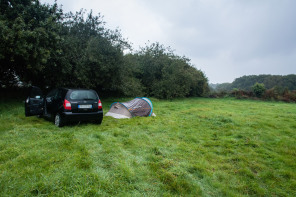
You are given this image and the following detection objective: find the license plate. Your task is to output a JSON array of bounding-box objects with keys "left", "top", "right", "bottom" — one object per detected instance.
[{"left": 78, "top": 104, "right": 92, "bottom": 109}]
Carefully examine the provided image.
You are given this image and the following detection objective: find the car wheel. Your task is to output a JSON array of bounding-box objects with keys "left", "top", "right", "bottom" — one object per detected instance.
[
  {"left": 95, "top": 117, "right": 103, "bottom": 125},
  {"left": 55, "top": 113, "right": 64, "bottom": 127},
  {"left": 25, "top": 108, "right": 30, "bottom": 117}
]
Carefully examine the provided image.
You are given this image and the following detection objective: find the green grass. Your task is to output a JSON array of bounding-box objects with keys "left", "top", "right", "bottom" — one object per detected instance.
[{"left": 0, "top": 98, "right": 295, "bottom": 196}]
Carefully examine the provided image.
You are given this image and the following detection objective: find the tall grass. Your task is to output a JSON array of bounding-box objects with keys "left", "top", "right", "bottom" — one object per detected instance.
[{"left": 0, "top": 98, "right": 295, "bottom": 196}]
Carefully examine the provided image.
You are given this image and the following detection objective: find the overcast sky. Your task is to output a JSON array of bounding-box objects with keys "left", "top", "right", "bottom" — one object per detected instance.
[{"left": 41, "top": 0, "right": 296, "bottom": 83}]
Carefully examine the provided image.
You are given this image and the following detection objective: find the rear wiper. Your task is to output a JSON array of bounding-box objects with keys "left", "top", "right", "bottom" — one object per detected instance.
[{"left": 82, "top": 98, "right": 94, "bottom": 100}]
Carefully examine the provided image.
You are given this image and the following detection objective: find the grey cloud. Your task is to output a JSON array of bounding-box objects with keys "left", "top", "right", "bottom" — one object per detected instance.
[{"left": 41, "top": 0, "right": 296, "bottom": 83}]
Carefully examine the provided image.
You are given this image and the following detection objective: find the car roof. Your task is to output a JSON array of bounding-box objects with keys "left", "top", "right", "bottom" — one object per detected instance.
[
  {"left": 65, "top": 88, "right": 94, "bottom": 91},
  {"left": 59, "top": 87, "right": 93, "bottom": 90}
]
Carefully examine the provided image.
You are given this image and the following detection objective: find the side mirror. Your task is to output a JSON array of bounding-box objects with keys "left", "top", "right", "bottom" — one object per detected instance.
[{"left": 46, "top": 97, "right": 52, "bottom": 102}]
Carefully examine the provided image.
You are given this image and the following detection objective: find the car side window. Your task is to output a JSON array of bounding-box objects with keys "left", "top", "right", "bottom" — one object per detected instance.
[{"left": 46, "top": 89, "right": 58, "bottom": 98}]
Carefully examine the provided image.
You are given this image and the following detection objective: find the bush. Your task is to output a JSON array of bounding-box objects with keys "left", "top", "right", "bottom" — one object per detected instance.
[
  {"left": 282, "top": 90, "right": 296, "bottom": 102},
  {"left": 230, "top": 89, "right": 253, "bottom": 99},
  {"left": 263, "top": 88, "right": 279, "bottom": 101},
  {"left": 132, "top": 42, "right": 209, "bottom": 99},
  {"left": 252, "top": 83, "right": 266, "bottom": 98},
  {"left": 263, "top": 88, "right": 296, "bottom": 103}
]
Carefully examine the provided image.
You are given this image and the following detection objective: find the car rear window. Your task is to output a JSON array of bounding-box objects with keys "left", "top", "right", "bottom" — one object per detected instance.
[
  {"left": 69, "top": 90, "right": 98, "bottom": 100},
  {"left": 30, "top": 87, "right": 43, "bottom": 98}
]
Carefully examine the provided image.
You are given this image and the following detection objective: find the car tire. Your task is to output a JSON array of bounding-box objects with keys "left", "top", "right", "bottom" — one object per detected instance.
[
  {"left": 25, "top": 108, "right": 30, "bottom": 117},
  {"left": 95, "top": 118, "right": 103, "bottom": 125},
  {"left": 55, "top": 113, "right": 64, "bottom": 127}
]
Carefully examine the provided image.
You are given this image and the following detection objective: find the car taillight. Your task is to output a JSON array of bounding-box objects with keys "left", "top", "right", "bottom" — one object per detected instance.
[
  {"left": 98, "top": 99, "right": 102, "bottom": 110},
  {"left": 63, "top": 99, "right": 71, "bottom": 110}
]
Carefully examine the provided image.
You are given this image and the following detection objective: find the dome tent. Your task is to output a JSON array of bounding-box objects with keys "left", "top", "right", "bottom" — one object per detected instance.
[{"left": 105, "top": 97, "right": 155, "bottom": 119}]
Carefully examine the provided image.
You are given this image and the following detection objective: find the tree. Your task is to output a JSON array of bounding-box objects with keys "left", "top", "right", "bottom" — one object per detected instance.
[
  {"left": 230, "top": 75, "right": 296, "bottom": 91},
  {"left": 119, "top": 54, "right": 144, "bottom": 97},
  {"left": 52, "top": 10, "right": 129, "bottom": 95},
  {"left": 0, "top": 0, "right": 63, "bottom": 87},
  {"left": 0, "top": 1, "right": 130, "bottom": 94},
  {"left": 128, "top": 42, "right": 209, "bottom": 99},
  {"left": 1, "top": 1, "right": 209, "bottom": 99},
  {"left": 252, "top": 82, "right": 266, "bottom": 97}
]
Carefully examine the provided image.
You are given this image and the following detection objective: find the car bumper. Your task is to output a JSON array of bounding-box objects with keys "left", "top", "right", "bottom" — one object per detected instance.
[{"left": 61, "top": 111, "right": 103, "bottom": 122}]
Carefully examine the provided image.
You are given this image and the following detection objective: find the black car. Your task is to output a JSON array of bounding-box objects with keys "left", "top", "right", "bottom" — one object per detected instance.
[{"left": 25, "top": 86, "right": 103, "bottom": 127}]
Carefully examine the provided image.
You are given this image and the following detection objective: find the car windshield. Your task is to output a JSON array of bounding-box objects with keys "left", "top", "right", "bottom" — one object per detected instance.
[
  {"left": 69, "top": 90, "right": 97, "bottom": 100},
  {"left": 30, "top": 87, "right": 43, "bottom": 99}
]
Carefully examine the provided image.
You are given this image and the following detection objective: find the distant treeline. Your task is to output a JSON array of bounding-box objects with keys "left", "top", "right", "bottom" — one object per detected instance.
[
  {"left": 210, "top": 75, "right": 296, "bottom": 103},
  {"left": 211, "top": 74, "right": 296, "bottom": 92},
  {"left": 0, "top": 0, "right": 208, "bottom": 99}
]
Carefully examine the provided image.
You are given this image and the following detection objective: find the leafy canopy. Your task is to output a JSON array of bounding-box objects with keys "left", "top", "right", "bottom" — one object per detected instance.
[{"left": 0, "top": 0, "right": 208, "bottom": 99}]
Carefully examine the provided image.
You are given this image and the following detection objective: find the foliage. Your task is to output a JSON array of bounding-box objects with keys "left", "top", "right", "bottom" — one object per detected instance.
[
  {"left": 119, "top": 54, "right": 144, "bottom": 97},
  {"left": 0, "top": 1, "right": 208, "bottom": 99},
  {"left": 234, "top": 74, "right": 296, "bottom": 91},
  {"left": 211, "top": 75, "right": 296, "bottom": 102},
  {"left": 52, "top": 10, "right": 128, "bottom": 94},
  {"left": 130, "top": 43, "right": 209, "bottom": 99},
  {"left": 209, "top": 87, "right": 296, "bottom": 103},
  {"left": 211, "top": 75, "right": 296, "bottom": 93},
  {"left": 1, "top": 98, "right": 296, "bottom": 196},
  {"left": 211, "top": 82, "right": 232, "bottom": 92},
  {"left": 263, "top": 88, "right": 296, "bottom": 102},
  {"left": 0, "top": 0, "right": 63, "bottom": 87},
  {"left": 252, "top": 82, "right": 266, "bottom": 97}
]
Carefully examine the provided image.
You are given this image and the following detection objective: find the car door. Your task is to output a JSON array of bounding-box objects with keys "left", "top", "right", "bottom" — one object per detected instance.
[
  {"left": 45, "top": 88, "right": 58, "bottom": 115},
  {"left": 25, "top": 86, "right": 44, "bottom": 116},
  {"left": 51, "top": 88, "right": 64, "bottom": 114}
]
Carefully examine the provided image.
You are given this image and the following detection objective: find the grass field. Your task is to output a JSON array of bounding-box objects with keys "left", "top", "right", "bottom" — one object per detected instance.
[{"left": 0, "top": 98, "right": 295, "bottom": 196}]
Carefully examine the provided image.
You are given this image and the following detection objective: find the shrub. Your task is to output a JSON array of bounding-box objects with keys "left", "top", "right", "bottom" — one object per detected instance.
[
  {"left": 252, "top": 83, "right": 266, "bottom": 98},
  {"left": 263, "top": 88, "right": 277, "bottom": 101},
  {"left": 282, "top": 90, "right": 296, "bottom": 102}
]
